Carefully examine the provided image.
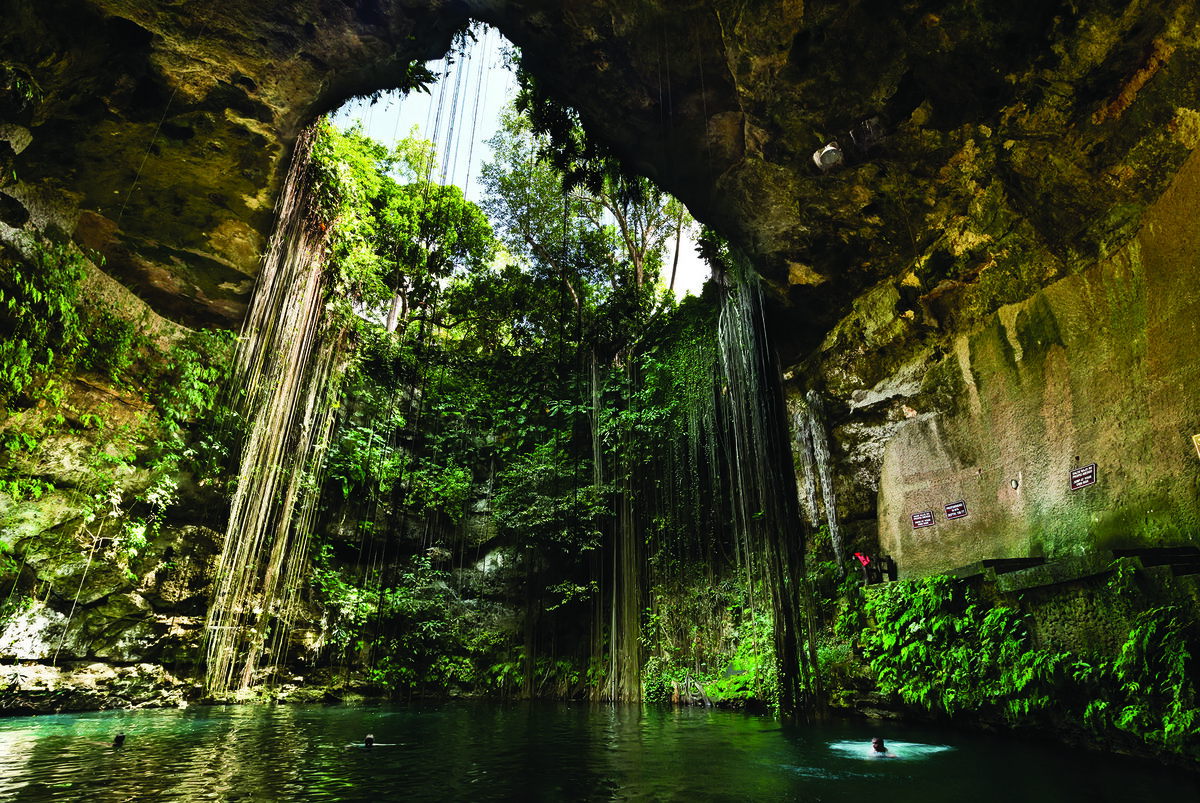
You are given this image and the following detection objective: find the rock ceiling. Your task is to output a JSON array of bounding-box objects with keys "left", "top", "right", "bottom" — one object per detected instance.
[{"left": 3, "top": 0, "right": 1199, "bottom": 364}]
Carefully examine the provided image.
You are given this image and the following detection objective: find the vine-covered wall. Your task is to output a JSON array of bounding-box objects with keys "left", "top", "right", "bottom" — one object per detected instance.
[{"left": 0, "top": 231, "right": 237, "bottom": 709}]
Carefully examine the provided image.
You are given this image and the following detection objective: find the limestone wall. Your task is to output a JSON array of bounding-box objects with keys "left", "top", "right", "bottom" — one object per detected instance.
[{"left": 878, "top": 151, "right": 1200, "bottom": 578}]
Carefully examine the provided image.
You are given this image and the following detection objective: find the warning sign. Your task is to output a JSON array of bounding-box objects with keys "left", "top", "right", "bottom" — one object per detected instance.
[
  {"left": 944, "top": 500, "right": 968, "bottom": 520},
  {"left": 1070, "top": 463, "right": 1098, "bottom": 491}
]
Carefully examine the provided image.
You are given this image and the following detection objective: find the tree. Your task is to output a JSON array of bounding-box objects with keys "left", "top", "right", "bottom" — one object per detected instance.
[
  {"left": 479, "top": 108, "right": 686, "bottom": 358},
  {"left": 307, "top": 104, "right": 717, "bottom": 704},
  {"left": 310, "top": 122, "right": 497, "bottom": 331}
]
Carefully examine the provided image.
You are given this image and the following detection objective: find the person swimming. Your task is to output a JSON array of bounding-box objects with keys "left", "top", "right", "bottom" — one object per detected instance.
[
  {"left": 871, "top": 736, "right": 887, "bottom": 754},
  {"left": 348, "top": 733, "right": 396, "bottom": 748},
  {"left": 112, "top": 733, "right": 126, "bottom": 748}
]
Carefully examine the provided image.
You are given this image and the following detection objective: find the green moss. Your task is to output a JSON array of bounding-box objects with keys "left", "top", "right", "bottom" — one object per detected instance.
[
  {"left": 1091, "top": 489, "right": 1195, "bottom": 550},
  {"left": 968, "top": 316, "right": 1019, "bottom": 399},
  {"left": 1014, "top": 294, "right": 1064, "bottom": 363},
  {"left": 919, "top": 352, "right": 968, "bottom": 417}
]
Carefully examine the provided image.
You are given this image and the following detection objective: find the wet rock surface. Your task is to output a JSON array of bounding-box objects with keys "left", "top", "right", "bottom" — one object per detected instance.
[{"left": 0, "top": 661, "right": 196, "bottom": 715}]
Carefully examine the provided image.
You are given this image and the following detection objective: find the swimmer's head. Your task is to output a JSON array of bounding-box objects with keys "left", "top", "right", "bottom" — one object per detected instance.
[
  {"left": 871, "top": 736, "right": 885, "bottom": 753},
  {"left": 365, "top": 734, "right": 374, "bottom": 748},
  {"left": 113, "top": 733, "right": 126, "bottom": 748}
]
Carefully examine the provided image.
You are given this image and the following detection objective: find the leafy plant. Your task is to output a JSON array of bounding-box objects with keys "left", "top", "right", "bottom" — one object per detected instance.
[
  {"left": 79, "top": 307, "right": 140, "bottom": 380},
  {"left": 1, "top": 63, "right": 42, "bottom": 109},
  {"left": 0, "top": 238, "right": 88, "bottom": 405},
  {"left": 857, "top": 574, "right": 1200, "bottom": 760}
]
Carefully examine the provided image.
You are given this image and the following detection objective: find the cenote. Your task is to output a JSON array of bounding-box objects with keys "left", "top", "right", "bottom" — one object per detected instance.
[
  {"left": 3, "top": 0, "right": 1200, "bottom": 795},
  {"left": 3, "top": 703, "right": 1197, "bottom": 802}
]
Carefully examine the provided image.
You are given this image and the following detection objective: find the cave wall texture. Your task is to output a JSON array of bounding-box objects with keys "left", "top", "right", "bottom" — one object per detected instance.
[
  {"left": 3, "top": 0, "right": 1200, "bottom": 583},
  {"left": 878, "top": 146, "right": 1200, "bottom": 576}
]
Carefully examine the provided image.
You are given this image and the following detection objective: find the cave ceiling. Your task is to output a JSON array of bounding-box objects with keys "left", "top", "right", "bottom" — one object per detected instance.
[{"left": 2, "top": 0, "right": 1199, "bottom": 364}]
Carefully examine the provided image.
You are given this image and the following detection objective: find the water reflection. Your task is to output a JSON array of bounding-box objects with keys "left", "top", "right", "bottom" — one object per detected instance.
[{"left": 0, "top": 703, "right": 1195, "bottom": 802}]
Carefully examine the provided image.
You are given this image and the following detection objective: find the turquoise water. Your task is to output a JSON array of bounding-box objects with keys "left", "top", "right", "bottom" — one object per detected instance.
[{"left": 0, "top": 703, "right": 1195, "bottom": 801}]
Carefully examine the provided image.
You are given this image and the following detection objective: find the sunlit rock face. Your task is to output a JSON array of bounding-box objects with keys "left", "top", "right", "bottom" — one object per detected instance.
[
  {"left": 872, "top": 147, "right": 1200, "bottom": 577},
  {"left": 5, "top": 0, "right": 1199, "bottom": 343},
  {"left": 1, "top": 0, "right": 470, "bottom": 327}
]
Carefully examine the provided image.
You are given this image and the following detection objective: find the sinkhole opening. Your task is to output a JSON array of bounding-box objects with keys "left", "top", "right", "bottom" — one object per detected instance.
[{"left": 200, "top": 23, "right": 805, "bottom": 706}]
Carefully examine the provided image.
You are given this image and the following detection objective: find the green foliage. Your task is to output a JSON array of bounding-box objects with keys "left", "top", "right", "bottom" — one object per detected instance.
[
  {"left": 0, "top": 238, "right": 87, "bottom": 405},
  {"left": 640, "top": 574, "right": 778, "bottom": 710},
  {"left": 861, "top": 577, "right": 1072, "bottom": 720},
  {"left": 1104, "top": 605, "right": 1199, "bottom": 750},
  {"left": 0, "top": 236, "right": 235, "bottom": 499},
  {"left": 479, "top": 106, "right": 683, "bottom": 357},
  {"left": 641, "top": 611, "right": 778, "bottom": 709},
  {"left": 148, "top": 328, "right": 239, "bottom": 485},
  {"left": 0, "top": 476, "right": 54, "bottom": 501},
  {"left": 155, "top": 330, "right": 235, "bottom": 425},
  {"left": 1, "top": 63, "right": 42, "bottom": 109},
  {"left": 409, "top": 462, "right": 472, "bottom": 523},
  {"left": 314, "top": 546, "right": 520, "bottom": 696},
  {"left": 704, "top": 611, "right": 779, "bottom": 707},
  {"left": 858, "top": 574, "right": 1200, "bottom": 759},
  {"left": 311, "top": 544, "right": 380, "bottom": 652},
  {"left": 304, "top": 97, "right": 707, "bottom": 705},
  {"left": 309, "top": 120, "right": 497, "bottom": 325},
  {"left": 324, "top": 413, "right": 406, "bottom": 499},
  {"left": 640, "top": 655, "right": 675, "bottom": 704},
  {"left": 79, "top": 307, "right": 139, "bottom": 380},
  {"left": 816, "top": 639, "right": 859, "bottom": 694},
  {"left": 492, "top": 441, "right": 605, "bottom": 556}
]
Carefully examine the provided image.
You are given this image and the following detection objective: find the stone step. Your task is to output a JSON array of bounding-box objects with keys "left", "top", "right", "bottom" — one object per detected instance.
[
  {"left": 1111, "top": 546, "right": 1200, "bottom": 567},
  {"left": 947, "top": 557, "right": 1047, "bottom": 580}
]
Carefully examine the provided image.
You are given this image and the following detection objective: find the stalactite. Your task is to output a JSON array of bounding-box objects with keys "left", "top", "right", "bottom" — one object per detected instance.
[
  {"left": 805, "top": 391, "right": 843, "bottom": 573},
  {"left": 791, "top": 392, "right": 844, "bottom": 575},
  {"left": 201, "top": 126, "right": 347, "bottom": 699},
  {"left": 791, "top": 401, "right": 822, "bottom": 529}
]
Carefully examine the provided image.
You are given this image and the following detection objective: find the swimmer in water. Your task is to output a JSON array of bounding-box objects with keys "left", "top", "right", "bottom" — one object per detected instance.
[
  {"left": 365, "top": 734, "right": 374, "bottom": 748},
  {"left": 112, "top": 733, "right": 126, "bottom": 748},
  {"left": 871, "top": 736, "right": 888, "bottom": 755}
]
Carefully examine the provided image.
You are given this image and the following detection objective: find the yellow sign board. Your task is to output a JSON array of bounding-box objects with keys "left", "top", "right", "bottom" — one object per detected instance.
[{"left": 1194, "top": 433, "right": 1200, "bottom": 460}]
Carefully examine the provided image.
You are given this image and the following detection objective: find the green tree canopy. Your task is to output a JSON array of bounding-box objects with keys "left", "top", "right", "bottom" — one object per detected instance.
[
  {"left": 311, "top": 121, "right": 497, "bottom": 331},
  {"left": 479, "top": 108, "right": 687, "bottom": 361}
]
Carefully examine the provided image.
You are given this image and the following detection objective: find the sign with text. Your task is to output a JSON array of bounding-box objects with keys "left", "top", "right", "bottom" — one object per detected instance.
[
  {"left": 911, "top": 510, "right": 935, "bottom": 529},
  {"left": 944, "top": 499, "right": 968, "bottom": 520},
  {"left": 1070, "top": 463, "right": 1098, "bottom": 491}
]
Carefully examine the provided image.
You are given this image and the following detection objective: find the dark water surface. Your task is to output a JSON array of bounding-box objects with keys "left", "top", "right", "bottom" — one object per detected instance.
[{"left": 0, "top": 702, "right": 1195, "bottom": 802}]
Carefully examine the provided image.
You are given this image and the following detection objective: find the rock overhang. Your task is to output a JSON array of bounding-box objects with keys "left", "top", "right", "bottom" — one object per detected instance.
[{"left": 1, "top": 0, "right": 1197, "bottom": 360}]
